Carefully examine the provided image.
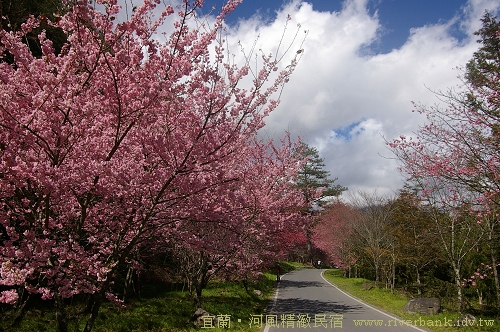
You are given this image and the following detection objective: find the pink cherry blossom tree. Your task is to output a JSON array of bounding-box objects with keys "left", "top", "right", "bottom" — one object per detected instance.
[
  {"left": 170, "top": 135, "right": 309, "bottom": 308},
  {"left": 0, "top": 0, "right": 306, "bottom": 330},
  {"left": 312, "top": 200, "right": 359, "bottom": 271},
  {"left": 388, "top": 13, "right": 500, "bottom": 312}
]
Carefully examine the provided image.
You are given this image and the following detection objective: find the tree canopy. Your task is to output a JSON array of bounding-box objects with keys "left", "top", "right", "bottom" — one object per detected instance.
[
  {"left": 295, "top": 142, "right": 347, "bottom": 206},
  {"left": 0, "top": 0, "right": 67, "bottom": 59},
  {"left": 389, "top": 11, "right": 500, "bottom": 313},
  {"left": 0, "top": 0, "right": 308, "bottom": 330}
]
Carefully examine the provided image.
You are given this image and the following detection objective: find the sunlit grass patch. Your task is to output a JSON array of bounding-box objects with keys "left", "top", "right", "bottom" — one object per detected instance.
[
  {"left": 1, "top": 264, "right": 300, "bottom": 332},
  {"left": 323, "top": 269, "right": 500, "bottom": 332}
]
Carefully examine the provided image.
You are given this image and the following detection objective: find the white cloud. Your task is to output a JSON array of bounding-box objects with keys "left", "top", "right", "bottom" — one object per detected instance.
[
  {"left": 460, "top": 0, "right": 500, "bottom": 34},
  {"left": 106, "top": 0, "right": 499, "bottom": 199},
  {"left": 224, "top": 0, "right": 500, "bottom": 198}
]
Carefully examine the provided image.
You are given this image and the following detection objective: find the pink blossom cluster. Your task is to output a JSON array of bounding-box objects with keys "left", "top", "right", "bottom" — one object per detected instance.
[
  {"left": 462, "top": 263, "right": 500, "bottom": 287},
  {"left": 387, "top": 13, "right": 500, "bottom": 312},
  {"left": 0, "top": 289, "right": 18, "bottom": 305},
  {"left": 0, "top": 0, "right": 308, "bottom": 317},
  {"left": 312, "top": 201, "right": 359, "bottom": 268}
]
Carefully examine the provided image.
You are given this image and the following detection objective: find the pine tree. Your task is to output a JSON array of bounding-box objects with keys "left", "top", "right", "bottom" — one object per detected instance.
[
  {"left": 294, "top": 142, "right": 346, "bottom": 265},
  {"left": 465, "top": 11, "right": 500, "bottom": 91},
  {"left": 296, "top": 142, "right": 347, "bottom": 207}
]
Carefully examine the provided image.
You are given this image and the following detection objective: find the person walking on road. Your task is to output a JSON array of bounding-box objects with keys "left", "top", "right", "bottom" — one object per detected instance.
[{"left": 275, "top": 263, "right": 281, "bottom": 282}]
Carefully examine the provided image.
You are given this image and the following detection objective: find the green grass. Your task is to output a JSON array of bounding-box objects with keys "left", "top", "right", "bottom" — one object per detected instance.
[
  {"left": 1, "top": 262, "right": 303, "bottom": 332},
  {"left": 2, "top": 281, "right": 271, "bottom": 332},
  {"left": 282, "top": 262, "right": 305, "bottom": 270},
  {"left": 323, "top": 269, "right": 500, "bottom": 332},
  {"left": 88, "top": 278, "right": 273, "bottom": 332}
]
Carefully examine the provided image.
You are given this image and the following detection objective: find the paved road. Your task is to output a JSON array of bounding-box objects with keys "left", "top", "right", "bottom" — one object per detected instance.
[{"left": 260, "top": 269, "right": 430, "bottom": 332}]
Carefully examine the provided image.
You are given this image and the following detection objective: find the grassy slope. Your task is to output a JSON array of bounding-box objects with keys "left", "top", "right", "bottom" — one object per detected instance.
[
  {"left": 323, "top": 269, "right": 499, "bottom": 332},
  {"left": 1, "top": 263, "right": 300, "bottom": 332},
  {"left": 9, "top": 264, "right": 498, "bottom": 331}
]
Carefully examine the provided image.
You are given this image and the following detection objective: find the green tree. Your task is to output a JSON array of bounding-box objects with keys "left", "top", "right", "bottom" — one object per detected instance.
[
  {"left": 295, "top": 142, "right": 346, "bottom": 207},
  {"left": 465, "top": 11, "right": 500, "bottom": 91},
  {"left": 293, "top": 142, "right": 346, "bottom": 264},
  {"left": 389, "top": 189, "right": 442, "bottom": 295},
  {"left": 458, "top": 12, "right": 500, "bottom": 310}
]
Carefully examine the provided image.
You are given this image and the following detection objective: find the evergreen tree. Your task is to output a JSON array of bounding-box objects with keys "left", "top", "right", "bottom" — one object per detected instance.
[
  {"left": 390, "top": 11, "right": 500, "bottom": 313},
  {"left": 465, "top": 11, "right": 500, "bottom": 91},
  {"left": 293, "top": 142, "right": 346, "bottom": 265},
  {"left": 296, "top": 142, "right": 347, "bottom": 207}
]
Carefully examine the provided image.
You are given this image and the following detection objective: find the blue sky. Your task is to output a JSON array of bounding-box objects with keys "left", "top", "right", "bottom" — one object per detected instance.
[
  {"left": 130, "top": 0, "right": 499, "bottom": 199},
  {"left": 201, "top": 0, "right": 500, "bottom": 200},
  {"left": 207, "top": 0, "right": 472, "bottom": 53}
]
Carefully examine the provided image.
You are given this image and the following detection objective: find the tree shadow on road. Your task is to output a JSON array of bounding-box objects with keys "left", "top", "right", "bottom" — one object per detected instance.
[
  {"left": 269, "top": 279, "right": 364, "bottom": 315},
  {"left": 277, "top": 279, "right": 325, "bottom": 289},
  {"left": 271, "top": 297, "right": 363, "bottom": 315}
]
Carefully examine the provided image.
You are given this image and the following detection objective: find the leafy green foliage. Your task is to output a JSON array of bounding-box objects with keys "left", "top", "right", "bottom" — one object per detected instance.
[
  {"left": 466, "top": 11, "right": 500, "bottom": 91},
  {"left": 295, "top": 142, "right": 347, "bottom": 206},
  {"left": 0, "top": 276, "right": 277, "bottom": 332},
  {"left": 324, "top": 270, "right": 500, "bottom": 332}
]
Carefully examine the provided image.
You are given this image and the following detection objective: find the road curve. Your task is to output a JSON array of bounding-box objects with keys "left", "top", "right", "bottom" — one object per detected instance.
[{"left": 260, "top": 268, "right": 430, "bottom": 332}]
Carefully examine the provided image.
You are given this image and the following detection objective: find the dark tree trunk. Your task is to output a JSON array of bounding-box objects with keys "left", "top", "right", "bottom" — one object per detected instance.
[
  {"left": 486, "top": 223, "right": 500, "bottom": 311},
  {"left": 54, "top": 293, "right": 68, "bottom": 332},
  {"left": 83, "top": 292, "right": 104, "bottom": 332},
  {"left": 84, "top": 294, "right": 95, "bottom": 314},
  {"left": 415, "top": 266, "right": 422, "bottom": 296},
  {"left": 11, "top": 288, "right": 30, "bottom": 327},
  {"left": 123, "top": 267, "right": 134, "bottom": 302},
  {"left": 242, "top": 279, "right": 249, "bottom": 294}
]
